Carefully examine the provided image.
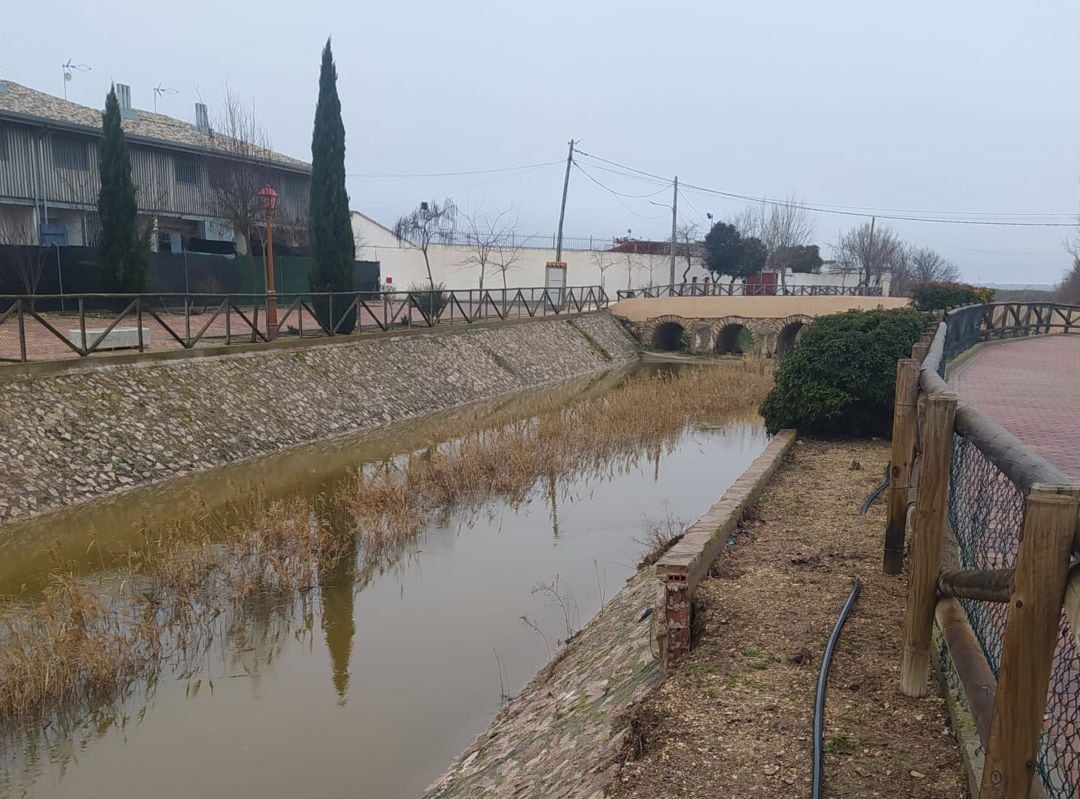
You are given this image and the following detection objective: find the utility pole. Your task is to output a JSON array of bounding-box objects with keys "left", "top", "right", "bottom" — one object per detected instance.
[
  {"left": 669, "top": 176, "right": 678, "bottom": 290},
  {"left": 554, "top": 139, "right": 576, "bottom": 263}
]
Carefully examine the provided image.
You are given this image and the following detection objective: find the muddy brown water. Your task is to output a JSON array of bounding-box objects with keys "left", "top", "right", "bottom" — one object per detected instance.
[{"left": 0, "top": 364, "right": 767, "bottom": 799}]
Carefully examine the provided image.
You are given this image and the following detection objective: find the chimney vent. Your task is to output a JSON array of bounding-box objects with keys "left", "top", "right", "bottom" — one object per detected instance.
[
  {"left": 195, "top": 102, "right": 211, "bottom": 135},
  {"left": 116, "top": 84, "right": 135, "bottom": 118}
]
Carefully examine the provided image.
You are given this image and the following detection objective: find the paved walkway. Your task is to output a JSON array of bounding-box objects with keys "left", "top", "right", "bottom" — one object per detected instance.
[{"left": 950, "top": 335, "right": 1080, "bottom": 479}]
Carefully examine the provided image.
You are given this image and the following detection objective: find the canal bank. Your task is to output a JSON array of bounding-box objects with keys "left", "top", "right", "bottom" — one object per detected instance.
[
  {"left": 0, "top": 312, "right": 636, "bottom": 524},
  {"left": 0, "top": 361, "right": 773, "bottom": 799}
]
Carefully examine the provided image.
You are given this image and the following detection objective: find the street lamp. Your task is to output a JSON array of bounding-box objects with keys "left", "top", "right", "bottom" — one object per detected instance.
[{"left": 257, "top": 184, "right": 279, "bottom": 338}]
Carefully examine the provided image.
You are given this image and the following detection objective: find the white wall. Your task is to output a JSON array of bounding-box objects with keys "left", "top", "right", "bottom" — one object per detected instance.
[
  {"left": 351, "top": 211, "right": 706, "bottom": 293},
  {"left": 350, "top": 212, "right": 891, "bottom": 296}
]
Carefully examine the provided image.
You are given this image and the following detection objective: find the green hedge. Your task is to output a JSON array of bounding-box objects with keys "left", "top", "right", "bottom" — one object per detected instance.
[
  {"left": 910, "top": 281, "right": 995, "bottom": 311},
  {"left": 759, "top": 307, "right": 928, "bottom": 437}
]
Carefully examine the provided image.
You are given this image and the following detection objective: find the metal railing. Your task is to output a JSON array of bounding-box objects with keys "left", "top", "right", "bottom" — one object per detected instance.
[
  {"left": 0, "top": 285, "right": 610, "bottom": 364},
  {"left": 615, "top": 282, "right": 884, "bottom": 300},
  {"left": 886, "top": 302, "right": 1080, "bottom": 798}
]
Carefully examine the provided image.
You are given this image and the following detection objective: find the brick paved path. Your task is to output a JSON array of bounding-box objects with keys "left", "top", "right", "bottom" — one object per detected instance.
[{"left": 951, "top": 335, "right": 1080, "bottom": 479}]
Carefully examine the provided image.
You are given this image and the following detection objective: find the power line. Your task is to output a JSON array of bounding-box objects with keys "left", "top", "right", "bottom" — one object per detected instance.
[
  {"left": 347, "top": 159, "right": 563, "bottom": 179},
  {"left": 575, "top": 148, "right": 1077, "bottom": 227},
  {"left": 677, "top": 186, "right": 710, "bottom": 226},
  {"left": 572, "top": 162, "right": 667, "bottom": 221}
]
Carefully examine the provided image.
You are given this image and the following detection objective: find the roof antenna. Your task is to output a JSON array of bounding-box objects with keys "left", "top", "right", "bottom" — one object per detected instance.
[
  {"left": 152, "top": 84, "right": 178, "bottom": 113},
  {"left": 61, "top": 60, "right": 91, "bottom": 101}
]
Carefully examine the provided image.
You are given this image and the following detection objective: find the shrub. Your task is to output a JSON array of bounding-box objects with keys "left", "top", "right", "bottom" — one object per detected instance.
[
  {"left": 759, "top": 307, "right": 928, "bottom": 437},
  {"left": 910, "top": 281, "right": 994, "bottom": 311},
  {"left": 408, "top": 281, "right": 449, "bottom": 320}
]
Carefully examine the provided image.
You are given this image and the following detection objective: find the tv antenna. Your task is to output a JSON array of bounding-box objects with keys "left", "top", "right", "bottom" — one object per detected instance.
[
  {"left": 61, "top": 60, "right": 91, "bottom": 100},
  {"left": 152, "top": 84, "right": 178, "bottom": 112}
]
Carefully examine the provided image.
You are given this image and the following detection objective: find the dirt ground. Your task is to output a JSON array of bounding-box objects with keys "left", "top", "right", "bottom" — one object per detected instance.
[{"left": 611, "top": 439, "right": 967, "bottom": 799}]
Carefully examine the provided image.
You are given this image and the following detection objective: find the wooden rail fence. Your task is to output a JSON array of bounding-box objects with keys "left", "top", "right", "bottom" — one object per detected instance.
[{"left": 886, "top": 302, "right": 1080, "bottom": 798}]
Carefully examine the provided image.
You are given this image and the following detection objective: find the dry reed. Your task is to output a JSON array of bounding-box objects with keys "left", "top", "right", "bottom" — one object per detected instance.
[{"left": 0, "top": 360, "right": 772, "bottom": 730}]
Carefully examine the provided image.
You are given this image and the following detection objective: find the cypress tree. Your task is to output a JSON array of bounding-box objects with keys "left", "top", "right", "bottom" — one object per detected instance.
[
  {"left": 309, "top": 38, "right": 356, "bottom": 332},
  {"left": 97, "top": 86, "right": 148, "bottom": 292}
]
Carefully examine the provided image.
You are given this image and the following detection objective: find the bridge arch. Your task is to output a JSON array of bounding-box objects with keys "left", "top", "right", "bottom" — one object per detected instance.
[
  {"left": 650, "top": 320, "right": 687, "bottom": 351},
  {"left": 714, "top": 318, "right": 755, "bottom": 355},
  {"left": 776, "top": 315, "right": 814, "bottom": 356}
]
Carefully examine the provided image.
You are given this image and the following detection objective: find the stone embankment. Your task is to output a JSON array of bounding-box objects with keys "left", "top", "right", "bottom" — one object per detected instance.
[
  {"left": 423, "top": 568, "right": 662, "bottom": 799},
  {"left": 0, "top": 313, "right": 637, "bottom": 524}
]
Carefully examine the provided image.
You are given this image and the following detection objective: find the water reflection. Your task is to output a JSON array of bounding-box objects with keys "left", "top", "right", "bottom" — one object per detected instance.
[{"left": 0, "top": 365, "right": 770, "bottom": 799}]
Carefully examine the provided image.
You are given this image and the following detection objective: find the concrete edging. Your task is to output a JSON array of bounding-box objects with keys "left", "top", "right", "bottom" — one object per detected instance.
[{"left": 654, "top": 429, "right": 797, "bottom": 668}]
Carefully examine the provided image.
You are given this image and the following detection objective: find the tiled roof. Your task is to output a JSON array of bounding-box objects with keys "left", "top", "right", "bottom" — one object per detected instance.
[{"left": 0, "top": 80, "right": 310, "bottom": 171}]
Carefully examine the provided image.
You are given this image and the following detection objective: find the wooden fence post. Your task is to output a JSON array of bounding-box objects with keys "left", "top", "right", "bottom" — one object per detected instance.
[
  {"left": 900, "top": 391, "right": 957, "bottom": 696},
  {"left": 980, "top": 484, "right": 1080, "bottom": 799},
  {"left": 884, "top": 358, "right": 920, "bottom": 574}
]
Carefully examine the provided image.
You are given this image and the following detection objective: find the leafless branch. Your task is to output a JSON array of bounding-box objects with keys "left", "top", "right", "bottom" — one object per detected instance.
[
  {"left": 394, "top": 198, "right": 458, "bottom": 290},
  {"left": 459, "top": 207, "right": 518, "bottom": 292},
  {"left": 207, "top": 85, "right": 275, "bottom": 255},
  {"left": 0, "top": 219, "right": 50, "bottom": 295}
]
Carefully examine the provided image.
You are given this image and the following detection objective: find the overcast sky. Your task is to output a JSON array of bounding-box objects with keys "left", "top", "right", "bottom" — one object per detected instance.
[{"left": 5, "top": 0, "right": 1078, "bottom": 284}]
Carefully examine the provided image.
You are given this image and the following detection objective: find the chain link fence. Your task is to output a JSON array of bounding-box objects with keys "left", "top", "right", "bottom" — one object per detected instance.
[{"left": 934, "top": 303, "right": 1080, "bottom": 797}]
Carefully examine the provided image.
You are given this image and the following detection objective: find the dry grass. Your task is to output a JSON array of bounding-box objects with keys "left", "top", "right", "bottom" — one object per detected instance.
[
  {"left": 0, "top": 360, "right": 773, "bottom": 731},
  {"left": 611, "top": 440, "right": 966, "bottom": 799},
  {"left": 636, "top": 511, "right": 689, "bottom": 569}
]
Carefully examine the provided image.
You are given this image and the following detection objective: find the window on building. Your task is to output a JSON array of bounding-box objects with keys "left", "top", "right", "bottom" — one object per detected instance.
[
  {"left": 0, "top": 128, "right": 8, "bottom": 161},
  {"left": 174, "top": 157, "right": 198, "bottom": 185},
  {"left": 51, "top": 136, "right": 88, "bottom": 170}
]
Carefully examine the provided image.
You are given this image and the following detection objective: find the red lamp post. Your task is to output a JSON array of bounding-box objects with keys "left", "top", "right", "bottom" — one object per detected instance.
[{"left": 257, "top": 184, "right": 279, "bottom": 337}]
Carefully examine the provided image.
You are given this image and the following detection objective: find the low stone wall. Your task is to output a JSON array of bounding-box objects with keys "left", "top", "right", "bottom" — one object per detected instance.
[
  {"left": 0, "top": 313, "right": 637, "bottom": 525},
  {"left": 655, "top": 430, "right": 797, "bottom": 667}
]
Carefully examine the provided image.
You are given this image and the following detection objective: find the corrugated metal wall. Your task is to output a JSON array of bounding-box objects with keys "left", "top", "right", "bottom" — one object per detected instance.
[{"left": 0, "top": 120, "right": 309, "bottom": 223}]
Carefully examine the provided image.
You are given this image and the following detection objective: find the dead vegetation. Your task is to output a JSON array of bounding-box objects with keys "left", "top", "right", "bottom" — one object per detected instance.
[
  {"left": 611, "top": 440, "right": 966, "bottom": 799},
  {"left": 0, "top": 360, "right": 773, "bottom": 732}
]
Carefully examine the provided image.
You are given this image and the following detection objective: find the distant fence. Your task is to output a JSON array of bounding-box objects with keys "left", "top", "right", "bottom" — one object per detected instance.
[
  {"left": 615, "top": 282, "right": 884, "bottom": 300},
  {"left": 0, "top": 285, "right": 609, "bottom": 364},
  {"left": 885, "top": 302, "right": 1080, "bottom": 798},
  {"left": 0, "top": 244, "right": 380, "bottom": 301}
]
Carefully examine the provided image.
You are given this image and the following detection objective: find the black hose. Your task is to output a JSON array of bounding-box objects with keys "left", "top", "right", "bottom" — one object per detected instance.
[
  {"left": 812, "top": 578, "right": 862, "bottom": 799},
  {"left": 859, "top": 463, "right": 890, "bottom": 515}
]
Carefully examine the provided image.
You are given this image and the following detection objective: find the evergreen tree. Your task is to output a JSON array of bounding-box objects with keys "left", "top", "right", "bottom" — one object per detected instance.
[
  {"left": 309, "top": 38, "right": 356, "bottom": 332},
  {"left": 97, "top": 86, "right": 148, "bottom": 292}
]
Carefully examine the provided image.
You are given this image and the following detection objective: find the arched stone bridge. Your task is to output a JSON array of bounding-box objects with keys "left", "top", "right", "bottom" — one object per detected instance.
[{"left": 610, "top": 295, "right": 910, "bottom": 357}]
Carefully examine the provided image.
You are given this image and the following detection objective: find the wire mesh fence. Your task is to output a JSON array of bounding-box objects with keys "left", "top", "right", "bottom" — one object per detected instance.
[{"left": 933, "top": 303, "right": 1080, "bottom": 798}]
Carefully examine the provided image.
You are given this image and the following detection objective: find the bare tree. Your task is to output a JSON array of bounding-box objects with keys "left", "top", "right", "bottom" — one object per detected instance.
[
  {"left": 731, "top": 198, "right": 815, "bottom": 254},
  {"left": 1064, "top": 218, "right": 1080, "bottom": 261},
  {"left": 491, "top": 236, "right": 523, "bottom": 291},
  {"left": 642, "top": 252, "right": 662, "bottom": 287},
  {"left": 207, "top": 86, "right": 273, "bottom": 256},
  {"left": 732, "top": 199, "right": 815, "bottom": 289},
  {"left": 589, "top": 249, "right": 615, "bottom": 291},
  {"left": 673, "top": 222, "right": 701, "bottom": 284},
  {"left": 0, "top": 219, "right": 49, "bottom": 295},
  {"left": 833, "top": 221, "right": 906, "bottom": 288},
  {"left": 1057, "top": 258, "right": 1080, "bottom": 304},
  {"left": 393, "top": 198, "right": 458, "bottom": 290},
  {"left": 459, "top": 207, "right": 516, "bottom": 292},
  {"left": 907, "top": 246, "right": 960, "bottom": 284},
  {"left": 621, "top": 251, "right": 639, "bottom": 290}
]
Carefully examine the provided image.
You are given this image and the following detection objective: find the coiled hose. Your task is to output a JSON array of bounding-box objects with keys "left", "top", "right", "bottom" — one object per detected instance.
[{"left": 812, "top": 578, "right": 862, "bottom": 799}]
